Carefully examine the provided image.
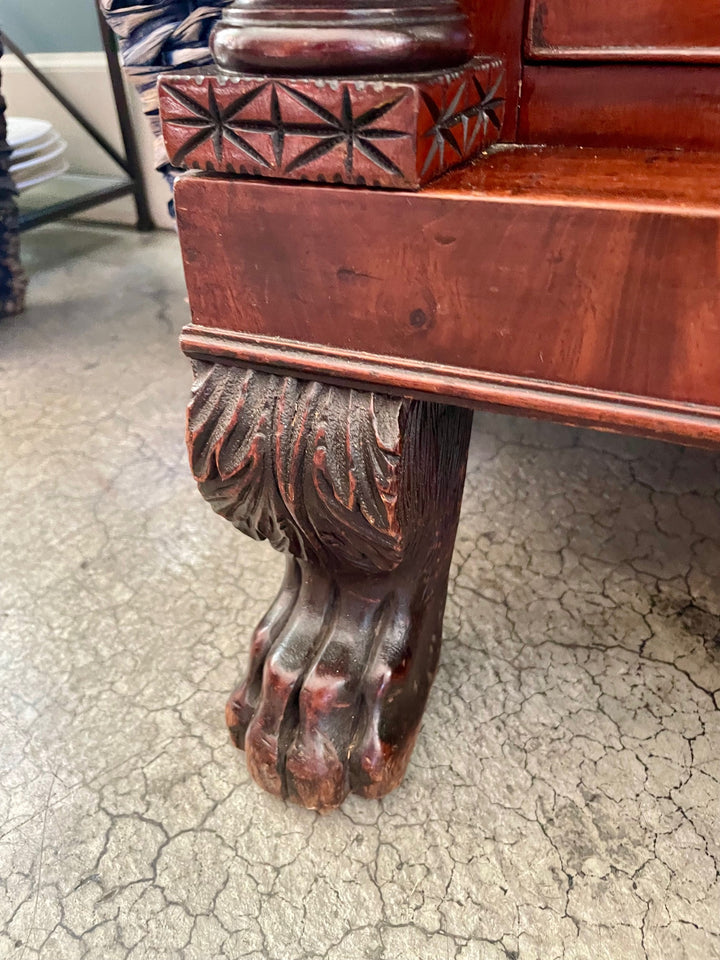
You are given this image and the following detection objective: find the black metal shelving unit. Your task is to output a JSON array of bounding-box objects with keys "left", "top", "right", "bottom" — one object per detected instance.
[{"left": 1, "top": 1, "right": 153, "bottom": 233}]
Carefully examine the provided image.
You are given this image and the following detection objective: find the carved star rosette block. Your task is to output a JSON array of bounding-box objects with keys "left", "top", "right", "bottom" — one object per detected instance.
[{"left": 158, "top": 57, "right": 504, "bottom": 189}]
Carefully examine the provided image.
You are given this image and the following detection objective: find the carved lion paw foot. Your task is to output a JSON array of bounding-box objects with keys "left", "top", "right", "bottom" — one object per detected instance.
[
  {"left": 189, "top": 364, "right": 472, "bottom": 809},
  {"left": 226, "top": 557, "right": 442, "bottom": 812}
]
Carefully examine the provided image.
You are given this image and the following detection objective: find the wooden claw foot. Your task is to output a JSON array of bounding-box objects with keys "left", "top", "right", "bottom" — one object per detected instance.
[{"left": 188, "top": 361, "right": 472, "bottom": 811}]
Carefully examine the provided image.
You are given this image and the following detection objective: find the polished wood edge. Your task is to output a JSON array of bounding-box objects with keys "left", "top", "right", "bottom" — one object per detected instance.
[
  {"left": 426, "top": 146, "right": 720, "bottom": 216},
  {"left": 525, "top": 45, "right": 720, "bottom": 63},
  {"left": 174, "top": 146, "right": 720, "bottom": 217},
  {"left": 430, "top": 184, "right": 720, "bottom": 219},
  {"left": 523, "top": 0, "right": 720, "bottom": 65},
  {"left": 158, "top": 57, "right": 504, "bottom": 189},
  {"left": 180, "top": 326, "right": 720, "bottom": 448}
]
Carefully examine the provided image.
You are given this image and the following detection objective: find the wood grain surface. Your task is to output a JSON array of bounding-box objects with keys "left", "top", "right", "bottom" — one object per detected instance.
[
  {"left": 175, "top": 155, "right": 720, "bottom": 443},
  {"left": 436, "top": 146, "right": 720, "bottom": 212},
  {"left": 181, "top": 324, "right": 720, "bottom": 447},
  {"left": 519, "top": 64, "right": 720, "bottom": 151},
  {"left": 462, "top": 0, "right": 526, "bottom": 141},
  {"left": 527, "top": 0, "right": 720, "bottom": 61}
]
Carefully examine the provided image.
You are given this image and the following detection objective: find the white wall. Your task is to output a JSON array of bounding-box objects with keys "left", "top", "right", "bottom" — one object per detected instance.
[
  {"left": 3, "top": 0, "right": 103, "bottom": 53},
  {"left": 2, "top": 52, "right": 174, "bottom": 229}
]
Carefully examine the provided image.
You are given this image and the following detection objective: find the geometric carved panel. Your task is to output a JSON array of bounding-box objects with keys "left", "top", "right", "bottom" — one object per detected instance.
[{"left": 158, "top": 57, "right": 504, "bottom": 189}]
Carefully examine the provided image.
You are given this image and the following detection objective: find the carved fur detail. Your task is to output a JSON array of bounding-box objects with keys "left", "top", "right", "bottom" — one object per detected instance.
[{"left": 187, "top": 360, "right": 408, "bottom": 573}]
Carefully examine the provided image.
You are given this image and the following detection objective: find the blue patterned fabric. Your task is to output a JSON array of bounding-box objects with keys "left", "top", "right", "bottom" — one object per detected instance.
[{"left": 99, "top": 1, "right": 231, "bottom": 185}]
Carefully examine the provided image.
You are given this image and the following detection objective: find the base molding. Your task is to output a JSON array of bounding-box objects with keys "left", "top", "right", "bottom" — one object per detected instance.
[{"left": 180, "top": 326, "right": 720, "bottom": 448}]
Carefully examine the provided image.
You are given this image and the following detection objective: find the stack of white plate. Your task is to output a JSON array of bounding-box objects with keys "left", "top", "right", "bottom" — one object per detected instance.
[{"left": 7, "top": 117, "right": 69, "bottom": 192}]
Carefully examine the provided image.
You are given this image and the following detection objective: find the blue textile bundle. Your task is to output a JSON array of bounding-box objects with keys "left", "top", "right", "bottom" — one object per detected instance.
[{"left": 99, "top": 1, "right": 232, "bottom": 179}]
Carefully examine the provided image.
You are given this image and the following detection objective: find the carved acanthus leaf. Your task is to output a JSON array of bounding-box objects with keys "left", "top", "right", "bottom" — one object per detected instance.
[{"left": 187, "top": 362, "right": 409, "bottom": 573}]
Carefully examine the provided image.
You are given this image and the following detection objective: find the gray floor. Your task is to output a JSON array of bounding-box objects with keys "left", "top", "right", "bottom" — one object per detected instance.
[{"left": 1, "top": 224, "right": 719, "bottom": 960}]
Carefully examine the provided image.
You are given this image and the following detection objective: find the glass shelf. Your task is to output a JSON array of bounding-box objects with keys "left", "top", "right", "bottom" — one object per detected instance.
[{"left": 17, "top": 173, "right": 135, "bottom": 231}]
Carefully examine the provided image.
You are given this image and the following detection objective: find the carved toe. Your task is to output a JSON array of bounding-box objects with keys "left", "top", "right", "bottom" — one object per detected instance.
[
  {"left": 244, "top": 565, "right": 333, "bottom": 795},
  {"left": 227, "top": 558, "right": 301, "bottom": 748},
  {"left": 282, "top": 592, "right": 384, "bottom": 809},
  {"left": 236, "top": 578, "right": 444, "bottom": 811}
]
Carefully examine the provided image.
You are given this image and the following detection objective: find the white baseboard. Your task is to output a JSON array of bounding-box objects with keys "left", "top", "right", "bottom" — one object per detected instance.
[
  {"left": 2, "top": 51, "right": 174, "bottom": 229},
  {"left": 3, "top": 51, "right": 110, "bottom": 72}
]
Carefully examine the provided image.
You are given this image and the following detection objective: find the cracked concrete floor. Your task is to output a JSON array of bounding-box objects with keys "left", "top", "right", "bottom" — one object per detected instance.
[{"left": 1, "top": 223, "right": 720, "bottom": 960}]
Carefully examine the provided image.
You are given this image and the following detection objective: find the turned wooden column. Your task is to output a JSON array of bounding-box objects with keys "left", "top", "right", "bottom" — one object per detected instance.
[{"left": 211, "top": 0, "right": 473, "bottom": 74}]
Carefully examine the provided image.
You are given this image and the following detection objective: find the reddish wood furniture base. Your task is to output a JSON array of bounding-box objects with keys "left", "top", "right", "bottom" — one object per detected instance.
[
  {"left": 161, "top": 0, "right": 720, "bottom": 810},
  {"left": 175, "top": 155, "right": 720, "bottom": 447}
]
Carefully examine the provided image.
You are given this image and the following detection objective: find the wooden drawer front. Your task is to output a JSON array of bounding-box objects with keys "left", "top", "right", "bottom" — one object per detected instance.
[
  {"left": 520, "top": 65, "right": 720, "bottom": 151},
  {"left": 527, "top": 0, "right": 720, "bottom": 62}
]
